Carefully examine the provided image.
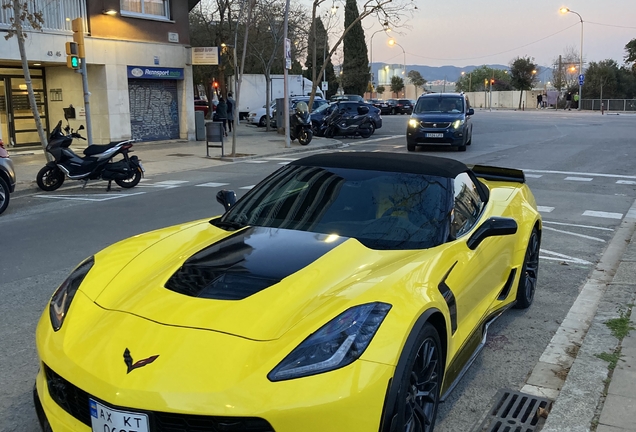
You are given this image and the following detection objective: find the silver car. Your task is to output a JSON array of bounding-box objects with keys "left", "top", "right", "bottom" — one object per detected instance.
[{"left": 0, "top": 142, "right": 16, "bottom": 215}]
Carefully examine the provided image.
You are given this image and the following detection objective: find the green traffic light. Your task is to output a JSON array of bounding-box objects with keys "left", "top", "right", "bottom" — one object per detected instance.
[{"left": 71, "top": 56, "right": 79, "bottom": 68}]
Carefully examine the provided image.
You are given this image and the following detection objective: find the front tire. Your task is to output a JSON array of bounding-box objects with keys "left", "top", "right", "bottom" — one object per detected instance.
[
  {"left": 386, "top": 323, "right": 443, "bottom": 432},
  {"left": 36, "top": 166, "right": 65, "bottom": 191},
  {"left": 514, "top": 228, "right": 540, "bottom": 309},
  {"left": 115, "top": 167, "right": 142, "bottom": 189},
  {"left": 0, "top": 177, "right": 10, "bottom": 215},
  {"left": 258, "top": 116, "right": 267, "bottom": 127},
  {"left": 407, "top": 141, "right": 416, "bottom": 152}
]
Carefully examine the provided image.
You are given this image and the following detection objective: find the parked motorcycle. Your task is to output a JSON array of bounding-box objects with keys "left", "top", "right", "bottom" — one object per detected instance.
[
  {"left": 319, "top": 104, "right": 373, "bottom": 139},
  {"left": 36, "top": 118, "right": 144, "bottom": 192},
  {"left": 289, "top": 101, "right": 313, "bottom": 145},
  {"left": 0, "top": 140, "right": 16, "bottom": 215}
]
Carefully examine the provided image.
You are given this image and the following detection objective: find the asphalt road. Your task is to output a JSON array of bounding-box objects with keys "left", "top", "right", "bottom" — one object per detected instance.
[{"left": 1, "top": 109, "right": 635, "bottom": 432}]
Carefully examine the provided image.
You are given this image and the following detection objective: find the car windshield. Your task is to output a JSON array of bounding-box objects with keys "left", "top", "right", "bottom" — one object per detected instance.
[
  {"left": 313, "top": 103, "right": 331, "bottom": 114},
  {"left": 415, "top": 97, "right": 464, "bottom": 114},
  {"left": 220, "top": 165, "right": 453, "bottom": 250}
]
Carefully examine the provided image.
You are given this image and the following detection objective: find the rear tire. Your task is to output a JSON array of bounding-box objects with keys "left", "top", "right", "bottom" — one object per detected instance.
[
  {"left": 0, "top": 177, "right": 9, "bottom": 215},
  {"left": 514, "top": 228, "right": 540, "bottom": 309},
  {"left": 36, "top": 166, "right": 65, "bottom": 191},
  {"left": 115, "top": 167, "right": 142, "bottom": 189},
  {"left": 369, "top": 122, "right": 376, "bottom": 135},
  {"left": 359, "top": 127, "right": 372, "bottom": 139}
]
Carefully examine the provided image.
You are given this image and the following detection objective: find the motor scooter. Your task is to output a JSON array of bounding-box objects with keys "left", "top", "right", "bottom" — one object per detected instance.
[
  {"left": 36, "top": 116, "right": 144, "bottom": 192},
  {"left": 289, "top": 101, "right": 313, "bottom": 145},
  {"left": 319, "top": 105, "right": 373, "bottom": 139}
]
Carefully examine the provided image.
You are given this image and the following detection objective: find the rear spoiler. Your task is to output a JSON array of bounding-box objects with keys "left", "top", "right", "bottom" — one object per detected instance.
[{"left": 470, "top": 164, "right": 525, "bottom": 184}]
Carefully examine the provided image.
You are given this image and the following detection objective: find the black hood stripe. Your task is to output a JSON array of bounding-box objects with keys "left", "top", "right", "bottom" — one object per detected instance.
[{"left": 165, "top": 227, "right": 347, "bottom": 300}]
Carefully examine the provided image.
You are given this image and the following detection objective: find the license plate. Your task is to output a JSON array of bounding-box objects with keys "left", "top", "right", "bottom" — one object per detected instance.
[
  {"left": 426, "top": 133, "right": 444, "bottom": 138},
  {"left": 90, "top": 399, "right": 149, "bottom": 432}
]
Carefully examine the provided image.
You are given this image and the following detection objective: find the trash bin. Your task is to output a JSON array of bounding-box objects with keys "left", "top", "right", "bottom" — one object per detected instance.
[
  {"left": 195, "top": 111, "right": 205, "bottom": 141},
  {"left": 205, "top": 121, "right": 224, "bottom": 157}
]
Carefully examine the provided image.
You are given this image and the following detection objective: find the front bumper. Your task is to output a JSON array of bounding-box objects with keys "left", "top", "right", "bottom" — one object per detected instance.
[
  {"left": 34, "top": 295, "right": 395, "bottom": 432},
  {"left": 407, "top": 126, "right": 466, "bottom": 146}
]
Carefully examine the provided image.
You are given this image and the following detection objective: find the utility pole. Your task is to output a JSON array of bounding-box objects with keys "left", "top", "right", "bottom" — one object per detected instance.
[{"left": 283, "top": 0, "right": 291, "bottom": 148}]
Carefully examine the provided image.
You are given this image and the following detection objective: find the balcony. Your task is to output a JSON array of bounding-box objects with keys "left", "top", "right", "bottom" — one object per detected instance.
[{"left": 0, "top": 0, "right": 87, "bottom": 34}]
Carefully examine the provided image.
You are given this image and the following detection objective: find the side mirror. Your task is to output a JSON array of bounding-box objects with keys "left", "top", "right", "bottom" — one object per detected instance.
[
  {"left": 467, "top": 217, "right": 517, "bottom": 250},
  {"left": 78, "top": 125, "right": 85, "bottom": 130},
  {"left": 467, "top": 108, "right": 475, "bottom": 116},
  {"left": 216, "top": 190, "right": 237, "bottom": 211}
]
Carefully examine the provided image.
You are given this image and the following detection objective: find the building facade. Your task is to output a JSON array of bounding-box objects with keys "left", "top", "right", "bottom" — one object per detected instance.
[{"left": 0, "top": 0, "right": 199, "bottom": 147}]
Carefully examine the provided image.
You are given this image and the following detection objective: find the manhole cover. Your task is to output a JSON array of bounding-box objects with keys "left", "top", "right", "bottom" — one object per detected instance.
[{"left": 473, "top": 389, "right": 552, "bottom": 432}]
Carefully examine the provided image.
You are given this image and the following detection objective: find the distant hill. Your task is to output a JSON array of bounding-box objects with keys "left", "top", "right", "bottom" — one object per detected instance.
[{"left": 371, "top": 63, "right": 510, "bottom": 83}]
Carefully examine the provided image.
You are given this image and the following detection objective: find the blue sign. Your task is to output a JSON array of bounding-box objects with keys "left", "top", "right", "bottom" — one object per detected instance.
[
  {"left": 578, "top": 74, "right": 585, "bottom": 85},
  {"left": 127, "top": 66, "right": 184, "bottom": 80}
]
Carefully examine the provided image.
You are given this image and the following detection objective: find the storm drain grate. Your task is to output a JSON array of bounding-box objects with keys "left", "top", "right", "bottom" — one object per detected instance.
[{"left": 474, "top": 389, "right": 552, "bottom": 432}]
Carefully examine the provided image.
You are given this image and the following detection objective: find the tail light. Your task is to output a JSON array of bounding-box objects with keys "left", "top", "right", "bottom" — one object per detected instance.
[{"left": 122, "top": 144, "right": 133, "bottom": 150}]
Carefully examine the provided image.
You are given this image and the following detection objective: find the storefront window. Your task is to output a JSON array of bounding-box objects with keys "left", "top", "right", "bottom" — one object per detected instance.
[{"left": 121, "top": 0, "right": 170, "bottom": 19}]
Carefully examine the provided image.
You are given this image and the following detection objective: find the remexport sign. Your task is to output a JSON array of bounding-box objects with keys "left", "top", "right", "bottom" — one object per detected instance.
[{"left": 127, "top": 66, "right": 184, "bottom": 80}]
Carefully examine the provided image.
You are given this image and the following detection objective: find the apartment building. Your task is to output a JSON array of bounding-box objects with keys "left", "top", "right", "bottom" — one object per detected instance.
[{"left": 0, "top": 0, "right": 200, "bottom": 146}]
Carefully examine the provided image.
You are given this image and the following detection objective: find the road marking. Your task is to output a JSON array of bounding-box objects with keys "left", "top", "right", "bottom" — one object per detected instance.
[
  {"left": 266, "top": 157, "right": 298, "bottom": 161},
  {"left": 540, "top": 249, "right": 593, "bottom": 265},
  {"left": 537, "top": 206, "right": 555, "bottom": 213},
  {"left": 564, "top": 176, "right": 593, "bottom": 182},
  {"left": 278, "top": 162, "right": 291, "bottom": 165},
  {"left": 523, "top": 169, "right": 636, "bottom": 180},
  {"left": 393, "top": 145, "right": 402, "bottom": 149},
  {"left": 617, "top": 180, "right": 636, "bottom": 185},
  {"left": 35, "top": 192, "right": 146, "bottom": 202},
  {"left": 244, "top": 160, "right": 269, "bottom": 164},
  {"left": 153, "top": 180, "right": 189, "bottom": 185},
  {"left": 196, "top": 182, "right": 229, "bottom": 188},
  {"left": 542, "top": 226, "right": 606, "bottom": 243},
  {"left": 582, "top": 210, "right": 623, "bottom": 220},
  {"left": 361, "top": 135, "right": 403, "bottom": 144},
  {"left": 525, "top": 174, "right": 543, "bottom": 178},
  {"left": 542, "top": 220, "right": 613, "bottom": 232},
  {"left": 239, "top": 185, "right": 255, "bottom": 190}
]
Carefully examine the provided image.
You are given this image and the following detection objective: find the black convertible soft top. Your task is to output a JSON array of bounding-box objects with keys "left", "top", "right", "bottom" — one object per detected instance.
[{"left": 291, "top": 152, "right": 468, "bottom": 178}]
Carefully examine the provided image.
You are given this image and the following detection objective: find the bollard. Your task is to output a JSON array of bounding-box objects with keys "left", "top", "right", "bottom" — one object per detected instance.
[
  {"left": 601, "top": 102, "right": 604, "bottom": 115},
  {"left": 522, "top": 101, "right": 525, "bottom": 111}
]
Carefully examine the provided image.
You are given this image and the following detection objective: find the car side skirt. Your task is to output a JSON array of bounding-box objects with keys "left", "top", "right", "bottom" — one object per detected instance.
[{"left": 440, "top": 303, "right": 514, "bottom": 401}]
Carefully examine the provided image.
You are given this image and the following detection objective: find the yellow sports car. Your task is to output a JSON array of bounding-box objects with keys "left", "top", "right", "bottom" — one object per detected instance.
[{"left": 34, "top": 152, "right": 541, "bottom": 432}]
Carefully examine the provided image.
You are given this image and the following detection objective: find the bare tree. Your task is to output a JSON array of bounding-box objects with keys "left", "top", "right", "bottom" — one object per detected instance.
[{"left": 2, "top": 0, "right": 48, "bottom": 157}]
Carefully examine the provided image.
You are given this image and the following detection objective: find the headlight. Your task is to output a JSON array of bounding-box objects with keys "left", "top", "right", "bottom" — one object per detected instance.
[
  {"left": 408, "top": 119, "right": 420, "bottom": 128},
  {"left": 452, "top": 119, "right": 465, "bottom": 129},
  {"left": 49, "top": 256, "right": 94, "bottom": 331},
  {"left": 268, "top": 302, "right": 391, "bottom": 381}
]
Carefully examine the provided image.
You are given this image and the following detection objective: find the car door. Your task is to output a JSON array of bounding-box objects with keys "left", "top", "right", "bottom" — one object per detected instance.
[{"left": 442, "top": 173, "right": 515, "bottom": 348}]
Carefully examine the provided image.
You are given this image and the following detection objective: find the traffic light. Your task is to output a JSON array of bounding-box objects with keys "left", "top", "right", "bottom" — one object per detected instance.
[
  {"left": 71, "top": 18, "right": 85, "bottom": 59},
  {"left": 212, "top": 81, "right": 219, "bottom": 92},
  {"left": 490, "top": 78, "right": 495, "bottom": 85},
  {"left": 66, "top": 41, "right": 80, "bottom": 69}
]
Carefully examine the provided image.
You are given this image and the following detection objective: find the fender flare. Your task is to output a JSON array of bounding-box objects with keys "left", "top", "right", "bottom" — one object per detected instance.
[
  {"left": 45, "top": 161, "right": 58, "bottom": 169},
  {"left": 378, "top": 307, "right": 445, "bottom": 432}
]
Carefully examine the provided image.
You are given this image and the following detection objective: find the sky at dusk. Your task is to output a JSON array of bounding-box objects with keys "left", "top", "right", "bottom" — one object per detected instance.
[{"left": 342, "top": 0, "right": 636, "bottom": 71}]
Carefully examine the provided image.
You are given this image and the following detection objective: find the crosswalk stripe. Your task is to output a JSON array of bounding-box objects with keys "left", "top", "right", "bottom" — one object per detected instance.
[
  {"left": 564, "top": 176, "right": 593, "bottom": 182},
  {"left": 537, "top": 206, "right": 555, "bottom": 213},
  {"left": 582, "top": 210, "right": 623, "bottom": 219},
  {"left": 239, "top": 185, "right": 255, "bottom": 190},
  {"left": 196, "top": 182, "right": 230, "bottom": 188},
  {"left": 617, "top": 180, "right": 636, "bottom": 185},
  {"left": 525, "top": 174, "right": 543, "bottom": 178}
]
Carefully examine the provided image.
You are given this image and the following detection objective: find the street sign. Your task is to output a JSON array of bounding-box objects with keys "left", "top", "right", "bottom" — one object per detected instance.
[
  {"left": 578, "top": 74, "right": 585, "bottom": 85},
  {"left": 321, "top": 81, "right": 328, "bottom": 91}
]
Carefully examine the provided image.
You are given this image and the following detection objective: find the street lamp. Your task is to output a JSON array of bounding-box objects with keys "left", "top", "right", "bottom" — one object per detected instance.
[
  {"left": 369, "top": 24, "right": 390, "bottom": 96},
  {"left": 560, "top": 7, "right": 584, "bottom": 110}
]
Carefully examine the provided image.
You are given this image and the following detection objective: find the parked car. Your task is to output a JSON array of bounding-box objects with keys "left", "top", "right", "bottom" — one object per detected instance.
[
  {"left": 251, "top": 97, "right": 327, "bottom": 128},
  {"left": 406, "top": 92, "right": 474, "bottom": 152},
  {"left": 367, "top": 99, "right": 391, "bottom": 115},
  {"left": 385, "top": 99, "right": 413, "bottom": 115},
  {"left": 267, "top": 97, "right": 328, "bottom": 128},
  {"left": 0, "top": 139, "right": 16, "bottom": 215},
  {"left": 329, "top": 94, "right": 364, "bottom": 102},
  {"left": 194, "top": 98, "right": 213, "bottom": 117},
  {"left": 32, "top": 151, "right": 541, "bottom": 432},
  {"left": 311, "top": 101, "right": 382, "bottom": 135}
]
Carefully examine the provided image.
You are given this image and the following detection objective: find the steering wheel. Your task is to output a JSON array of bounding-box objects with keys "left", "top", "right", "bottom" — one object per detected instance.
[{"left": 381, "top": 205, "right": 410, "bottom": 218}]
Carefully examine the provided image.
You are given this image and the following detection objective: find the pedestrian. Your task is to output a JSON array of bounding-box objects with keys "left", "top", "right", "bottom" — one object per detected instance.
[
  {"left": 573, "top": 92, "right": 580, "bottom": 109},
  {"left": 227, "top": 92, "right": 235, "bottom": 133},
  {"left": 565, "top": 92, "right": 572, "bottom": 110},
  {"left": 216, "top": 97, "right": 228, "bottom": 136},
  {"left": 537, "top": 93, "right": 543, "bottom": 109}
]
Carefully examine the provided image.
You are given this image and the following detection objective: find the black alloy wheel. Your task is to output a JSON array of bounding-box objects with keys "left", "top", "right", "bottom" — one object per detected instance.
[
  {"left": 514, "top": 228, "right": 540, "bottom": 309},
  {"left": 36, "top": 166, "right": 65, "bottom": 191},
  {"left": 0, "top": 177, "right": 9, "bottom": 215},
  {"left": 388, "top": 323, "right": 442, "bottom": 432}
]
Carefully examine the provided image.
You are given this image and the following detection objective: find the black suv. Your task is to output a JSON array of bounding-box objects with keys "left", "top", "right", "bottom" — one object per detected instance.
[
  {"left": 406, "top": 93, "right": 474, "bottom": 152},
  {"left": 385, "top": 99, "right": 412, "bottom": 115}
]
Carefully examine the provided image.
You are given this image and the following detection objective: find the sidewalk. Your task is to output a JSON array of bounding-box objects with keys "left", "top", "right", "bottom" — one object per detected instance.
[
  {"left": 540, "top": 201, "right": 636, "bottom": 432},
  {"left": 6, "top": 123, "right": 343, "bottom": 196}
]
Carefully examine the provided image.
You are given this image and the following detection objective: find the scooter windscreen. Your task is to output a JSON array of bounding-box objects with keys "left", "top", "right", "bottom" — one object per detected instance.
[{"left": 295, "top": 101, "right": 309, "bottom": 114}]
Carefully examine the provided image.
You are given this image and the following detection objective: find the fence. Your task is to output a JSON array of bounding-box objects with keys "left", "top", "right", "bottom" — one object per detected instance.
[
  {"left": 580, "top": 99, "right": 636, "bottom": 112},
  {"left": 0, "top": 0, "right": 87, "bottom": 33}
]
